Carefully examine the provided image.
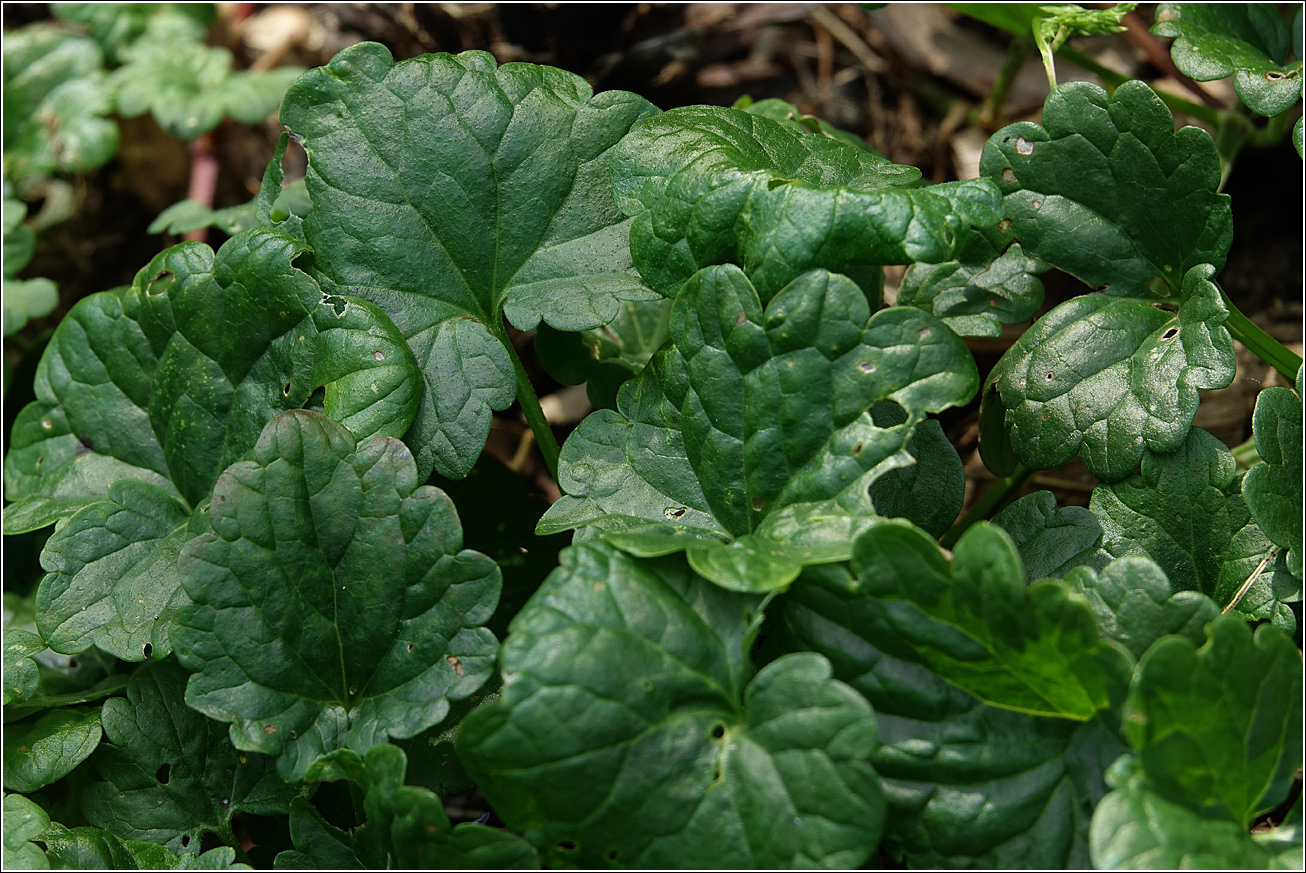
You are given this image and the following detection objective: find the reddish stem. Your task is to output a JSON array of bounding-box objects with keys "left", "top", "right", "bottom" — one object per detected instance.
[{"left": 183, "top": 132, "right": 219, "bottom": 244}]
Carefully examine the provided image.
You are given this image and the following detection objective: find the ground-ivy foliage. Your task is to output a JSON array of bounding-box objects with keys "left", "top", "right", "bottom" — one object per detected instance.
[
  {"left": 274, "top": 43, "right": 661, "bottom": 481},
  {"left": 172, "top": 411, "right": 500, "bottom": 780},
  {"left": 4, "top": 24, "right": 1303, "bottom": 872}
]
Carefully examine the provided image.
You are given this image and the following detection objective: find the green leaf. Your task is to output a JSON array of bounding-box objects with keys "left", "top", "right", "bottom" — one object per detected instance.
[
  {"left": 1063, "top": 556, "right": 1220, "bottom": 659},
  {"left": 1295, "top": 116, "right": 1303, "bottom": 157},
  {"left": 612, "top": 104, "right": 1001, "bottom": 301},
  {"left": 274, "top": 797, "right": 365, "bottom": 869},
  {"left": 3, "top": 793, "right": 51, "bottom": 870},
  {"left": 865, "top": 402, "right": 965, "bottom": 538},
  {"left": 81, "top": 660, "right": 298, "bottom": 854},
  {"left": 981, "top": 80, "right": 1231, "bottom": 296},
  {"left": 736, "top": 96, "right": 880, "bottom": 153},
  {"left": 766, "top": 564, "right": 1126, "bottom": 868},
  {"left": 111, "top": 38, "right": 302, "bottom": 139},
  {"left": 1152, "top": 4, "right": 1302, "bottom": 117},
  {"left": 1090, "top": 426, "right": 1294, "bottom": 628},
  {"left": 992, "top": 490, "right": 1110, "bottom": 581},
  {"left": 983, "top": 264, "right": 1235, "bottom": 482},
  {"left": 1243, "top": 369, "right": 1303, "bottom": 579},
  {"left": 3, "top": 630, "right": 44, "bottom": 705},
  {"left": 1123, "top": 615, "right": 1303, "bottom": 827},
  {"left": 53, "top": 3, "right": 215, "bottom": 64},
  {"left": 458, "top": 542, "right": 884, "bottom": 869},
  {"left": 2, "top": 707, "right": 102, "bottom": 792},
  {"left": 172, "top": 410, "right": 501, "bottom": 781},
  {"left": 535, "top": 296, "right": 673, "bottom": 411},
  {"left": 1091, "top": 773, "right": 1303, "bottom": 869},
  {"left": 277, "top": 43, "right": 661, "bottom": 480},
  {"left": 1, "top": 26, "right": 119, "bottom": 192},
  {"left": 38, "top": 822, "right": 251, "bottom": 870},
  {"left": 899, "top": 231, "right": 1048, "bottom": 337},
  {"left": 2, "top": 197, "right": 59, "bottom": 336},
  {"left": 299, "top": 744, "right": 539, "bottom": 870},
  {"left": 539, "top": 265, "right": 978, "bottom": 592},
  {"left": 850, "top": 520, "right": 1132, "bottom": 719},
  {"left": 5, "top": 227, "right": 420, "bottom": 533}
]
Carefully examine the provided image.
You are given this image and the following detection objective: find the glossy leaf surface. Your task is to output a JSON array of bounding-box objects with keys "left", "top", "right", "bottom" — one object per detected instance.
[
  {"left": 81, "top": 660, "right": 297, "bottom": 854},
  {"left": 278, "top": 43, "right": 661, "bottom": 480},
  {"left": 173, "top": 411, "right": 500, "bottom": 780},
  {"left": 1242, "top": 367, "right": 1303, "bottom": 579},
  {"left": 992, "top": 490, "right": 1110, "bottom": 581},
  {"left": 850, "top": 520, "right": 1131, "bottom": 719},
  {"left": 612, "top": 104, "right": 1000, "bottom": 301},
  {"left": 539, "top": 265, "right": 978, "bottom": 592},
  {"left": 3, "top": 792, "right": 50, "bottom": 869},
  {"left": 458, "top": 543, "right": 885, "bottom": 868},
  {"left": 1091, "top": 427, "right": 1294, "bottom": 628},
  {"left": 983, "top": 265, "right": 1235, "bottom": 482},
  {"left": 2, "top": 707, "right": 102, "bottom": 793}
]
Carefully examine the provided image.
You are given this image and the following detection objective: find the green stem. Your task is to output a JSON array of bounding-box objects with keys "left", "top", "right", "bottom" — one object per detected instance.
[
  {"left": 493, "top": 322, "right": 561, "bottom": 481},
  {"left": 980, "top": 31, "right": 1034, "bottom": 127},
  {"left": 1058, "top": 45, "right": 1224, "bottom": 126},
  {"left": 940, "top": 463, "right": 1034, "bottom": 550},
  {"left": 1221, "top": 292, "right": 1303, "bottom": 382}
]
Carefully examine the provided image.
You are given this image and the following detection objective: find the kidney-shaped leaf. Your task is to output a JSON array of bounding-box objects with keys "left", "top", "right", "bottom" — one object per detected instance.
[
  {"left": 1091, "top": 427, "right": 1294, "bottom": 628},
  {"left": 172, "top": 411, "right": 500, "bottom": 781},
  {"left": 850, "top": 520, "right": 1132, "bottom": 720},
  {"left": 2, "top": 707, "right": 102, "bottom": 793},
  {"left": 980, "top": 79, "right": 1231, "bottom": 296},
  {"left": 457, "top": 542, "right": 885, "bottom": 869},
  {"left": 1152, "top": 3, "right": 1302, "bottom": 117},
  {"left": 982, "top": 264, "right": 1235, "bottom": 482},
  {"left": 81, "top": 660, "right": 298, "bottom": 855},
  {"left": 277, "top": 43, "right": 661, "bottom": 480},
  {"left": 612, "top": 104, "right": 1000, "bottom": 301},
  {"left": 1243, "top": 368, "right": 1303, "bottom": 579},
  {"left": 769, "top": 565, "right": 1125, "bottom": 868},
  {"left": 537, "top": 265, "right": 978, "bottom": 592},
  {"left": 1123, "top": 615, "right": 1303, "bottom": 827}
]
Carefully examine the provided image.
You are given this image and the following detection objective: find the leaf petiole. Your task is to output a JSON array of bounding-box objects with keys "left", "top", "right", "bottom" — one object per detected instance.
[
  {"left": 492, "top": 320, "right": 561, "bottom": 482},
  {"left": 1221, "top": 291, "right": 1304, "bottom": 382},
  {"left": 940, "top": 462, "right": 1034, "bottom": 549}
]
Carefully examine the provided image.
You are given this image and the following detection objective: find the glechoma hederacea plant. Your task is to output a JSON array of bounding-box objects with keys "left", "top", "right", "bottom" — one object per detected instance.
[{"left": 3, "top": 4, "right": 1302, "bottom": 869}]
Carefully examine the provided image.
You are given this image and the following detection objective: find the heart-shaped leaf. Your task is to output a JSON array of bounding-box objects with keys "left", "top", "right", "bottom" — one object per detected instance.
[
  {"left": 538, "top": 265, "right": 978, "bottom": 592},
  {"left": 172, "top": 410, "right": 501, "bottom": 781},
  {"left": 1242, "top": 367, "right": 1303, "bottom": 579},
  {"left": 612, "top": 104, "right": 1000, "bottom": 301},
  {"left": 457, "top": 542, "right": 886, "bottom": 868},
  {"left": 275, "top": 43, "right": 661, "bottom": 480}
]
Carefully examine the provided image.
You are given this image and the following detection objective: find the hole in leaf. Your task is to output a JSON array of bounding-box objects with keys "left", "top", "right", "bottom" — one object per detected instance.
[
  {"left": 1161, "top": 327, "right": 1179, "bottom": 340},
  {"left": 1045, "top": 372, "right": 1055, "bottom": 381},
  {"left": 767, "top": 178, "right": 792, "bottom": 190},
  {"left": 40, "top": 418, "right": 53, "bottom": 430},
  {"left": 146, "top": 270, "right": 175, "bottom": 298},
  {"left": 1266, "top": 70, "right": 1287, "bottom": 81},
  {"left": 406, "top": 642, "right": 415, "bottom": 653},
  {"left": 180, "top": 835, "right": 190, "bottom": 848},
  {"left": 1150, "top": 301, "right": 1179, "bottom": 312},
  {"left": 607, "top": 849, "right": 619, "bottom": 862},
  {"left": 858, "top": 360, "right": 875, "bottom": 373},
  {"left": 1030, "top": 199, "right": 1042, "bottom": 210},
  {"left": 557, "top": 841, "right": 579, "bottom": 853},
  {"left": 853, "top": 442, "right": 863, "bottom": 457},
  {"left": 348, "top": 683, "right": 360, "bottom": 695},
  {"left": 283, "top": 382, "right": 292, "bottom": 397},
  {"left": 201, "top": 831, "right": 223, "bottom": 853},
  {"left": 664, "top": 506, "right": 687, "bottom": 520},
  {"left": 1001, "top": 167, "right": 1016, "bottom": 183},
  {"left": 711, "top": 723, "right": 726, "bottom": 739},
  {"left": 68, "top": 659, "right": 79, "bottom": 670},
  {"left": 373, "top": 350, "right": 385, "bottom": 361},
  {"left": 751, "top": 497, "right": 763, "bottom": 512},
  {"left": 291, "top": 251, "right": 314, "bottom": 274},
  {"left": 35, "top": 456, "right": 44, "bottom": 466},
  {"left": 711, "top": 764, "right": 724, "bottom": 784},
  {"left": 155, "top": 763, "right": 171, "bottom": 784},
  {"left": 1015, "top": 136, "right": 1034, "bottom": 155},
  {"left": 998, "top": 219, "right": 1011, "bottom": 232},
  {"left": 142, "top": 642, "right": 153, "bottom": 659}
]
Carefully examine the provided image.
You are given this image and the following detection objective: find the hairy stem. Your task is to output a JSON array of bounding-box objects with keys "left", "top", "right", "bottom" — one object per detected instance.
[
  {"left": 1221, "top": 292, "right": 1303, "bottom": 382},
  {"left": 940, "top": 462, "right": 1034, "bottom": 549},
  {"left": 494, "top": 322, "right": 561, "bottom": 482}
]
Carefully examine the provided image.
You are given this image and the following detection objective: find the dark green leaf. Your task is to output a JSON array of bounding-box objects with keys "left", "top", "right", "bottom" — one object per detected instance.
[
  {"left": 992, "top": 490, "right": 1110, "bottom": 581},
  {"left": 1090, "top": 426, "right": 1293, "bottom": 628},
  {"left": 534, "top": 296, "right": 673, "bottom": 411},
  {"left": 766, "top": 564, "right": 1126, "bottom": 868},
  {"left": 539, "top": 265, "right": 978, "bottom": 592},
  {"left": 81, "top": 660, "right": 298, "bottom": 854},
  {"left": 3, "top": 630, "right": 44, "bottom": 705},
  {"left": 1123, "top": 615, "right": 1302, "bottom": 826},
  {"left": 301, "top": 744, "right": 539, "bottom": 870},
  {"left": 1243, "top": 369, "right": 1303, "bottom": 579},
  {"left": 850, "top": 520, "right": 1131, "bottom": 719},
  {"left": 277, "top": 43, "right": 661, "bottom": 480},
  {"left": 1152, "top": 3, "right": 1301, "bottom": 117},
  {"left": 38, "top": 822, "right": 250, "bottom": 869},
  {"left": 2, "top": 707, "right": 102, "bottom": 792},
  {"left": 1063, "top": 556, "right": 1220, "bottom": 659},
  {"left": 3, "top": 792, "right": 51, "bottom": 870},
  {"left": 981, "top": 80, "right": 1231, "bottom": 295},
  {"left": 865, "top": 402, "right": 965, "bottom": 538},
  {"left": 458, "top": 542, "right": 885, "bottom": 868},
  {"left": 612, "top": 104, "right": 1000, "bottom": 301},
  {"left": 173, "top": 411, "right": 501, "bottom": 781},
  {"left": 736, "top": 96, "right": 880, "bottom": 153},
  {"left": 984, "top": 264, "right": 1235, "bottom": 482},
  {"left": 899, "top": 230, "right": 1047, "bottom": 337},
  {"left": 273, "top": 797, "right": 365, "bottom": 869},
  {"left": 1090, "top": 771, "right": 1303, "bottom": 869}
]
